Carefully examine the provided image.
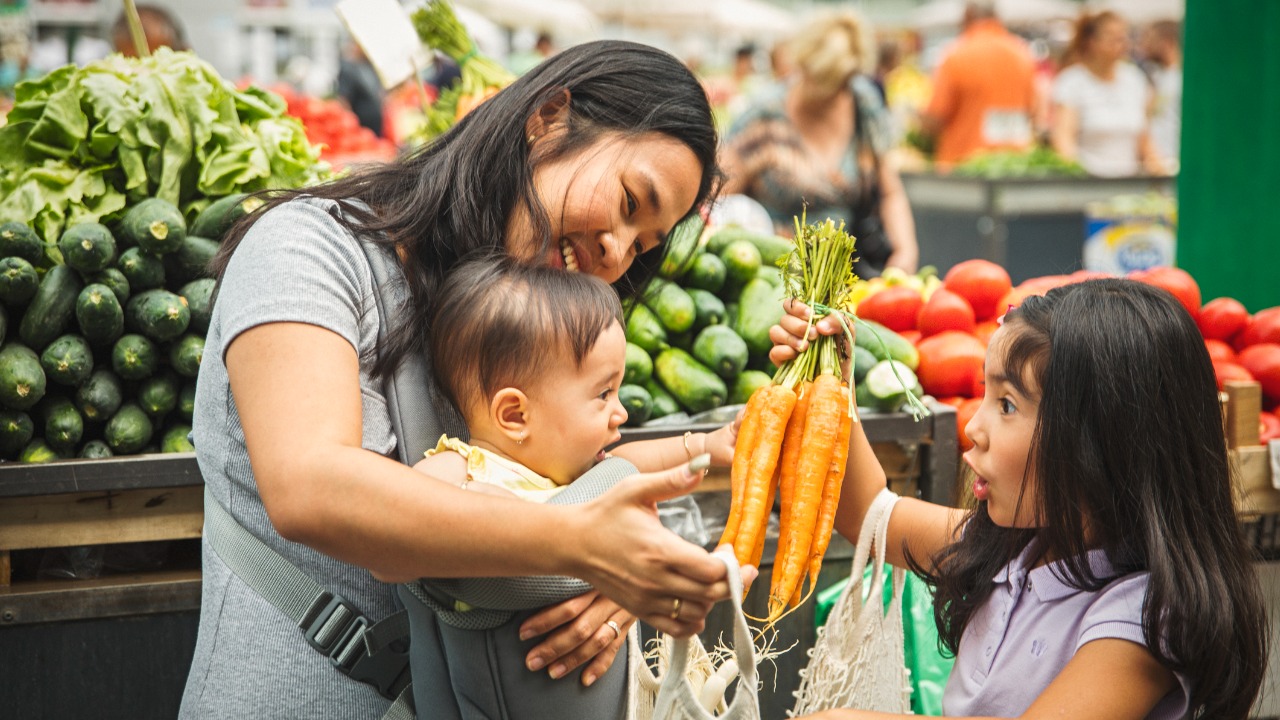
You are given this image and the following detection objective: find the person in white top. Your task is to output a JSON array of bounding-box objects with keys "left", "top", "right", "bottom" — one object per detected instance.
[
  {"left": 1140, "top": 20, "right": 1183, "bottom": 171},
  {"left": 1050, "top": 11, "right": 1168, "bottom": 177}
]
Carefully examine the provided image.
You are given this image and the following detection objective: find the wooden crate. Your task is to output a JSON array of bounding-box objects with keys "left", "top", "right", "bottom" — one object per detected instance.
[{"left": 1224, "top": 382, "right": 1280, "bottom": 558}]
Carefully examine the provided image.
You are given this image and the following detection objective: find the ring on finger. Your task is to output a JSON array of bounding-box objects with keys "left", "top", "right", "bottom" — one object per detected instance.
[
  {"left": 604, "top": 620, "right": 621, "bottom": 640},
  {"left": 670, "top": 597, "right": 682, "bottom": 620}
]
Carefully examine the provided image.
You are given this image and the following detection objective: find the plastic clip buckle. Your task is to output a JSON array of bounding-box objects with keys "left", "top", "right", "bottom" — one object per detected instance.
[{"left": 300, "top": 592, "right": 410, "bottom": 701}]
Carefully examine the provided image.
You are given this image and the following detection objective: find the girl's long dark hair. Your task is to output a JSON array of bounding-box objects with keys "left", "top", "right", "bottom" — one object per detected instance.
[
  {"left": 912, "top": 279, "right": 1267, "bottom": 718},
  {"left": 212, "top": 40, "right": 718, "bottom": 377}
]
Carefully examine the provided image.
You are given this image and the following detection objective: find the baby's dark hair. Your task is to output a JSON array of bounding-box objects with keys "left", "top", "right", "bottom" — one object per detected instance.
[
  {"left": 429, "top": 254, "right": 624, "bottom": 418},
  {"left": 914, "top": 278, "right": 1267, "bottom": 718}
]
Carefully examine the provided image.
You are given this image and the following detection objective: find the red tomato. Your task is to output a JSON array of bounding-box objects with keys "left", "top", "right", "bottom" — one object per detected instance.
[
  {"left": 1260, "top": 411, "right": 1280, "bottom": 443},
  {"left": 997, "top": 275, "right": 1070, "bottom": 314},
  {"left": 856, "top": 286, "right": 923, "bottom": 333},
  {"left": 1197, "top": 297, "right": 1250, "bottom": 342},
  {"left": 900, "top": 329, "right": 922, "bottom": 346},
  {"left": 1238, "top": 343, "right": 1280, "bottom": 404},
  {"left": 916, "top": 330, "right": 986, "bottom": 398},
  {"left": 973, "top": 320, "right": 1000, "bottom": 346},
  {"left": 955, "top": 397, "right": 983, "bottom": 451},
  {"left": 1235, "top": 307, "right": 1280, "bottom": 350},
  {"left": 936, "top": 396, "right": 966, "bottom": 409},
  {"left": 918, "top": 288, "right": 976, "bottom": 338},
  {"left": 1204, "top": 338, "right": 1237, "bottom": 364},
  {"left": 1213, "top": 361, "right": 1255, "bottom": 390},
  {"left": 943, "top": 259, "right": 1013, "bottom": 322},
  {"left": 1129, "top": 266, "right": 1201, "bottom": 319}
]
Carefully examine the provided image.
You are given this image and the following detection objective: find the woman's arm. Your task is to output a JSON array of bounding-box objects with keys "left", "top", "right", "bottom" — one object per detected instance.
[
  {"left": 227, "top": 321, "right": 731, "bottom": 636},
  {"left": 610, "top": 421, "right": 738, "bottom": 473},
  {"left": 877, "top": 152, "right": 919, "bottom": 274},
  {"left": 1049, "top": 103, "right": 1080, "bottom": 162},
  {"left": 796, "top": 638, "right": 1176, "bottom": 720}
]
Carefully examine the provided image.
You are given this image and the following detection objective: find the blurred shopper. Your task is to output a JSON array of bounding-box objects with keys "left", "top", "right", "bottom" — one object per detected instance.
[
  {"left": 1051, "top": 11, "right": 1166, "bottom": 176},
  {"left": 769, "top": 39, "right": 795, "bottom": 81},
  {"left": 1141, "top": 20, "right": 1182, "bottom": 170},
  {"left": 336, "top": 41, "right": 385, "bottom": 138},
  {"left": 110, "top": 4, "right": 187, "bottom": 57},
  {"left": 920, "top": 0, "right": 1038, "bottom": 168},
  {"left": 720, "top": 11, "right": 919, "bottom": 277}
]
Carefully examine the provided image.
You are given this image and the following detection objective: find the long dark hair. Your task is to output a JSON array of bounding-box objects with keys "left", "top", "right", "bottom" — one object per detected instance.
[
  {"left": 913, "top": 279, "right": 1267, "bottom": 718},
  {"left": 212, "top": 40, "right": 718, "bottom": 377},
  {"left": 428, "top": 253, "right": 622, "bottom": 417}
]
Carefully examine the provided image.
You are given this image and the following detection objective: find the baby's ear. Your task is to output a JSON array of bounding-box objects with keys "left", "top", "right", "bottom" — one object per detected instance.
[{"left": 491, "top": 387, "right": 529, "bottom": 440}]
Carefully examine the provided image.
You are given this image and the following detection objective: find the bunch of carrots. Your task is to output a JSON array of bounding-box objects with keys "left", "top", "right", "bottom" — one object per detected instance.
[{"left": 718, "top": 218, "right": 861, "bottom": 624}]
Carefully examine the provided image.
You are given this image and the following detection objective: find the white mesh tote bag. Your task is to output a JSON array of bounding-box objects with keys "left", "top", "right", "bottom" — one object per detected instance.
[
  {"left": 791, "top": 488, "right": 912, "bottom": 715},
  {"left": 635, "top": 551, "right": 761, "bottom": 720}
]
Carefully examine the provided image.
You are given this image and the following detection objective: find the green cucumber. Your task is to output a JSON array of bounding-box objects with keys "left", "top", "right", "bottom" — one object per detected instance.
[
  {"left": 0, "top": 409, "right": 34, "bottom": 458},
  {"left": 755, "top": 265, "right": 783, "bottom": 288},
  {"left": 692, "top": 325, "right": 749, "bottom": 381},
  {"left": 717, "top": 239, "right": 762, "bottom": 299},
  {"left": 76, "top": 283, "right": 126, "bottom": 343},
  {"left": 126, "top": 289, "right": 190, "bottom": 342},
  {"left": 162, "top": 235, "right": 219, "bottom": 285},
  {"left": 121, "top": 198, "right": 186, "bottom": 255},
  {"left": 658, "top": 215, "right": 705, "bottom": 280},
  {"left": 653, "top": 347, "right": 727, "bottom": 414},
  {"left": 39, "top": 334, "right": 93, "bottom": 386},
  {"left": 116, "top": 247, "right": 166, "bottom": 291},
  {"left": 18, "top": 264, "right": 83, "bottom": 351},
  {"left": 57, "top": 223, "right": 117, "bottom": 273},
  {"left": 190, "top": 193, "right": 263, "bottom": 240},
  {"left": 19, "top": 438, "right": 60, "bottom": 463},
  {"left": 644, "top": 281, "right": 696, "bottom": 334},
  {"left": 162, "top": 424, "right": 195, "bottom": 453},
  {"left": 705, "top": 226, "right": 793, "bottom": 267},
  {"left": 179, "top": 278, "right": 215, "bottom": 335},
  {"left": 0, "top": 256, "right": 40, "bottom": 305},
  {"left": 137, "top": 373, "right": 179, "bottom": 417},
  {"left": 853, "top": 319, "right": 920, "bottom": 371},
  {"left": 730, "top": 370, "right": 773, "bottom": 405},
  {"left": 864, "top": 360, "right": 923, "bottom": 413},
  {"left": 625, "top": 303, "right": 668, "bottom": 354},
  {"left": 618, "top": 384, "right": 653, "bottom": 427},
  {"left": 623, "top": 342, "right": 653, "bottom": 386},
  {"left": 111, "top": 334, "right": 158, "bottom": 380},
  {"left": 89, "top": 268, "right": 131, "bottom": 304},
  {"left": 0, "top": 305, "right": 5, "bottom": 346},
  {"left": 0, "top": 343, "right": 47, "bottom": 410},
  {"left": 852, "top": 345, "right": 879, "bottom": 385},
  {"left": 169, "top": 334, "right": 205, "bottom": 378},
  {"left": 731, "top": 277, "right": 784, "bottom": 358},
  {"left": 687, "top": 288, "right": 727, "bottom": 332},
  {"left": 643, "top": 379, "right": 681, "bottom": 419},
  {"left": 76, "top": 369, "right": 124, "bottom": 421},
  {"left": 177, "top": 381, "right": 197, "bottom": 422},
  {"left": 683, "top": 252, "right": 726, "bottom": 294},
  {"left": 0, "top": 221, "right": 44, "bottom": 263},
  {"left": 42, "top": 396, "right": 84, "bottom": 451},
  {"left": 79, "top": 439, "right": 113, "bottom": 459},
  {"left": 104, "top": 402, "right": 153, "bottom": 454}
]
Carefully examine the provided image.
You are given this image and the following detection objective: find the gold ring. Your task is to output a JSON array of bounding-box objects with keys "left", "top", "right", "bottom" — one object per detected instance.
[
  {"left": 670, "top": 597, "right": 682, "bottom": 620},
  {"left": 604, "top": 620, "right": 621, "bottom": 640}
]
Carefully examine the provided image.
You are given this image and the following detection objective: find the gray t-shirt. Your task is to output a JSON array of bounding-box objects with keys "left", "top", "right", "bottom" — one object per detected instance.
[{"left": 180, "top": 197, "right": 406, "bottom": 719}]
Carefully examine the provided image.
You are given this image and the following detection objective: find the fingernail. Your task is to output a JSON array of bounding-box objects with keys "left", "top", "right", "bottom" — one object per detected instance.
[
  {"left": 549, "top": 663, "right": 566, "bottom": 679},
  {"left": 519, "top": 628, "right": 535, "bottom": 641},
  {"left": 528, "top": 656, "right": 545, "bottom": 671},
  {"left": 686, "top": 453, "right": 711, "bottom": 474},
  {"left": 583, "top": 672, "right": 597, "bottom": 687}
]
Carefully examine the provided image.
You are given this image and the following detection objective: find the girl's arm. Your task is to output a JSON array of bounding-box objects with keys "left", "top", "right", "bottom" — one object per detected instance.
[
  {"left": 227, "top": 321, "right": 732, "bottom": 637},
  {"left": 796, "top": 638, "right": 1177, "bottom": 720},
  {"left": 877, "top": 153, "right": 919, "bottom": 274}
]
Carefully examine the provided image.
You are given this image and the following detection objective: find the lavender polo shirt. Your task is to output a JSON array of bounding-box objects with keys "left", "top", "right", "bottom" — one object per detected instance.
[{"left": 942, "top": 544, "right": 1190, "bottom": 718}]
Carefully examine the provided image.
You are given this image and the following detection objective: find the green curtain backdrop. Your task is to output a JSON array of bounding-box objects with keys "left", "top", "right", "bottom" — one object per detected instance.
[{"left": 1179, "top": 0, "right": 1280, "bottom": 312}]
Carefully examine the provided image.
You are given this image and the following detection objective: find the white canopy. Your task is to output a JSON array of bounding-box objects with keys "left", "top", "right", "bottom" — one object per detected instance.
[
  {"left": 912, "top": 0, "right": 1082, "bottom": 30},
  {"left": 455, "top": 0, "right": 601, "bottom": 33},
  {"left": 587, "top": 0, "right": 795, "bottom": 37},
  {"left": 1092, "top": 0, "right": 1185, "bottom": 23}
]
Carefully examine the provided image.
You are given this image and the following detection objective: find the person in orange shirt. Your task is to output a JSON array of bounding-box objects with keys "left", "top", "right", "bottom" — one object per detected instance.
[{"left": 920, "top": 0, "right": 1038, "bottom": 168}]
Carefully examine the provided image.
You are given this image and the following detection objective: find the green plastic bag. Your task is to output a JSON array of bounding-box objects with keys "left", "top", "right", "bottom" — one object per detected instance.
[{"left": 815, "top": 566, "right": 955, "bottom": 716}]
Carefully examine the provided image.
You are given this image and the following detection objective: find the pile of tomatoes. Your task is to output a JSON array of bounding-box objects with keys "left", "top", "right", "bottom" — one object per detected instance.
[{"left": 270, "top": 85, "right": 398, "bottom": 163}]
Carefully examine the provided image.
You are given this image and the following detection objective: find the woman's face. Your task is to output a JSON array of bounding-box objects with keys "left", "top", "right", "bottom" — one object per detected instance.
[
  {"left": 506, "top": 131, "right": 703, "bottom": 285},
  {"left": 1087, "top": 18, "right": 1130, "bottom": 66}
]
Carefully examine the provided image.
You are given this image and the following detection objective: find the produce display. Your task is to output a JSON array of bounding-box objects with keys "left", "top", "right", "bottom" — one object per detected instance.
[
  {"left": 270, "top": 85, "right": 397, "bottom": 164},
  {"left": 950, "top": 146, "right": 1087, "bottom": 179},
  {"left": 0, "top": 49, "right": 328, "bottom": 462}
]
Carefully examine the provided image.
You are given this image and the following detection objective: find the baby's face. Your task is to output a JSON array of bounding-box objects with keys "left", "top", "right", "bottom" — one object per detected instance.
[{"left": 518, "top": 320, "right": 630, "bottom": 484}]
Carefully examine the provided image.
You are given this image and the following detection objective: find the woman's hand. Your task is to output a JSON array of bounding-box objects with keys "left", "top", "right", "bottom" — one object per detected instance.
[
  {"left": 768, "top": 299, "right": 851, "bottom": 378},
  {"left": 520, "top": 591, "right": 634, "bottom": 687}
]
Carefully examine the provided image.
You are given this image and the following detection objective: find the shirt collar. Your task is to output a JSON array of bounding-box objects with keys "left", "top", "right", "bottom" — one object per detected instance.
[{"left": 993, "top": 543, "right": 1118, "bottom": 602}]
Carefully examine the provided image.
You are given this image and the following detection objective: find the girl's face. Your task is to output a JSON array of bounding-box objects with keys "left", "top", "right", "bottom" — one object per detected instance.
[
  {"left": 506, "top": 131, "right": 703, "bottom": 285},
  {"left": 963, "top": 325, "right": 1041, "bottom": 527},
  {"left": 519, "top": 319, "right": 630, "bottom": 485}
]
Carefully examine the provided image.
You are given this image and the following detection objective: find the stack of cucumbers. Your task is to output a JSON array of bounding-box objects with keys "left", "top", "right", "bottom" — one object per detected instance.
[
  {"left": 620, "top": 221, "right": 925, "bottom": 426},
  {"left": 0, "top": 194, "right": 259, "bottom": 462}
]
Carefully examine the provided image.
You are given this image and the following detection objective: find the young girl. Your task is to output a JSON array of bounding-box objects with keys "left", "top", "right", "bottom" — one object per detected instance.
[
  {"left": 401, "top": 255, "right": 739, "bottom": 718},
  {"left": 782, "top": 278, "right": 1267, "bottom": 719}
]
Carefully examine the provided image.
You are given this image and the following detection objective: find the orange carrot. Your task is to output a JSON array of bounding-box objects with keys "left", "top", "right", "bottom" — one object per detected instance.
[
  {"left": 731, "top": 385, "right": 796, "bottom": 566},
  {"left": 748, "top": 468, "right": 778, "bottom": 572},
  {"left": 807, "top": 384, "right": 855, "bottom": 584},
  {"left": 769, "top": 381, "right": 811, "bottom": 603},
  {"left": 768, "top": 373, "right": 842, "bottom": 619},
  {"left": 719, "top": 386, "right": 768, "bottom": 548}
]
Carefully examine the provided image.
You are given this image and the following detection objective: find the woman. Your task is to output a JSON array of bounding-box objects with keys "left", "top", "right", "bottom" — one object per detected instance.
[
  {"left": 719, "top": 11, "right": 919, "bottom": 278},
  {"left": 180, "top": 41, "right": 739, "bottom": 719},
  {"left": 1050, "top": 11, "right": 1167, "bottom": 177}
]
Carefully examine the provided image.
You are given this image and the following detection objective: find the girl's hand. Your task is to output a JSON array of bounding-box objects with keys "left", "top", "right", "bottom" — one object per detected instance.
[
  {"left": 701, "top": 415, "right": 742, "bottom": 468},
  {"left": 768, "top": 299, "right": 851, "bottom": 378},
  {"left": 520, "top": 591, "right": 634, "bottom": 687}
]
